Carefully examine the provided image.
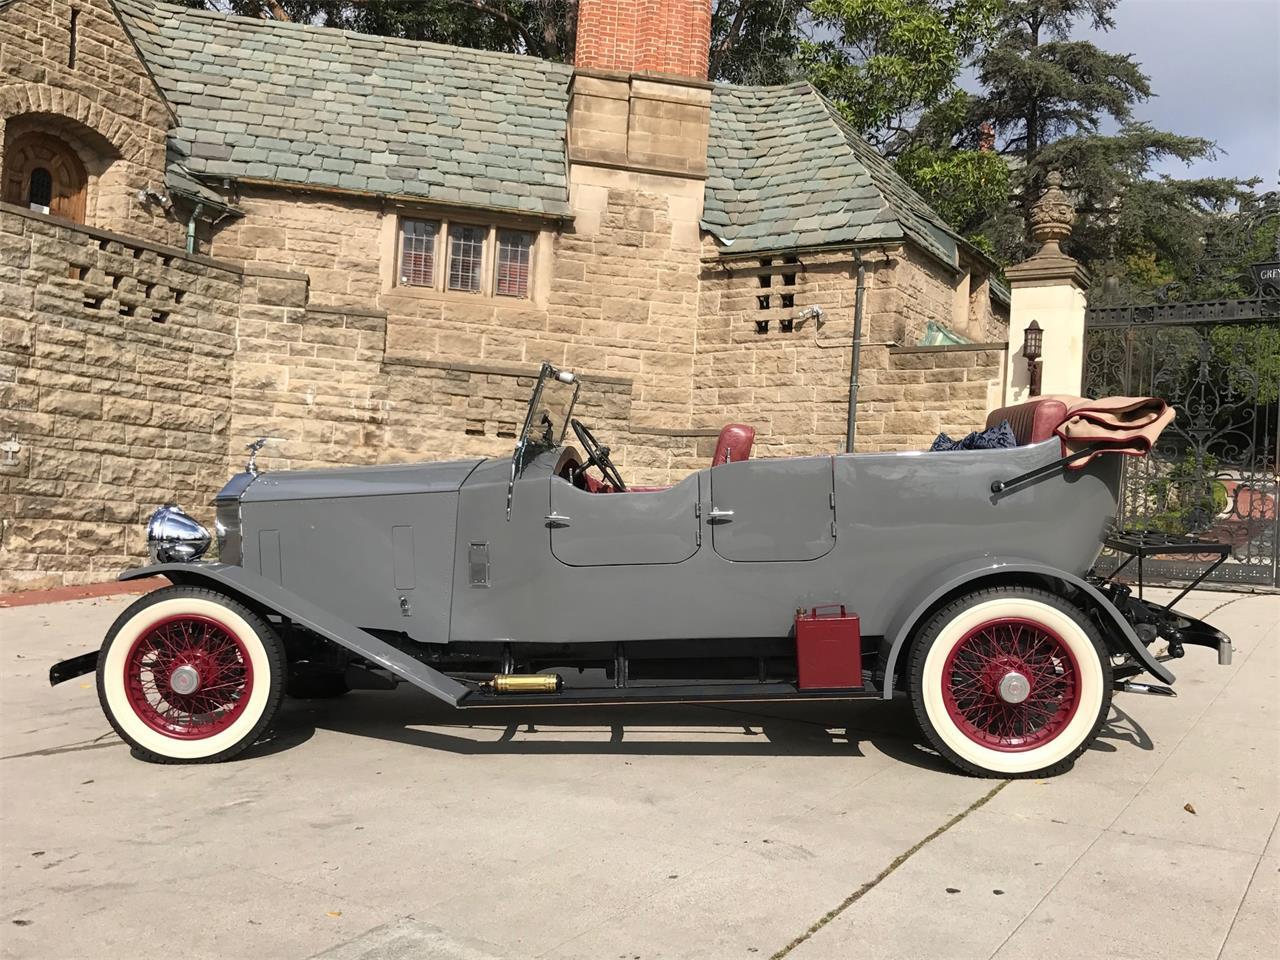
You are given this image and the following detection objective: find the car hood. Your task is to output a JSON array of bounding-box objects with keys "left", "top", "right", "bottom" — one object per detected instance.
[{"left": 238, "top": 458, "right": 485, "bottom": 503}]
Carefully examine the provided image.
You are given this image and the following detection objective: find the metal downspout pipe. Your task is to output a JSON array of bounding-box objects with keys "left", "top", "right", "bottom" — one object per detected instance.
[
  {"left": 186, "top": 203, "right": 203, "bottom": 254},
  {"left": 845, "top": 254, "right": 867, "bottom": 453}
]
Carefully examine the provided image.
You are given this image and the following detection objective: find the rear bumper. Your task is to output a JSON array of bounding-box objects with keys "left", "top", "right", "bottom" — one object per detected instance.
[{"left": 1107, "top": 590, "right": 1233, "bottom": 679}]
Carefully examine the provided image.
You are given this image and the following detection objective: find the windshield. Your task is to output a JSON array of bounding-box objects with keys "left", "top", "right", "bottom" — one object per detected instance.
[
  {"left": 507, "top": 362, "right": 580, "bottom": 517},
  {"left": 517, "top": 362, "right": 579, "bottom": 457}
]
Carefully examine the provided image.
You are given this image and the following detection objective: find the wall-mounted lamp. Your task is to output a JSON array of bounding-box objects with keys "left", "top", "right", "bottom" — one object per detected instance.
[{"left": 1022, "top": 320, "right": 1044, "bottom": 396}]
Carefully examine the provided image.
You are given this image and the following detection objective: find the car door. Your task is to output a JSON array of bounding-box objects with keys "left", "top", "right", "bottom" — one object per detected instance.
[
  {"left": 708, "top": 456, "right": 836, "bottom": 561},
  {"left": 548, "top": 473, "right": 702, "bottom": 566}
]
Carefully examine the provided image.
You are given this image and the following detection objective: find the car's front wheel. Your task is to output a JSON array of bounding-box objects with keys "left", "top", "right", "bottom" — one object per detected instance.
[
  {"left": 96, "top": 585, "right": 285, "bottom": 763},
  {"left": 908, "top": 586, "right": 1112, "bottom": 778}
]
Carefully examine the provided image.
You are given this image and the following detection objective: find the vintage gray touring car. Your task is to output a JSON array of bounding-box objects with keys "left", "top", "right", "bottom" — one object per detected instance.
[{"left": 51, "top": 362, "right": 1234, "bottom": 777}]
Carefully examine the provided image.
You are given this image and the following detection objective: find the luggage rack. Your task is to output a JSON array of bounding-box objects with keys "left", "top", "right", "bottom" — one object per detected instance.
[{"left": 1100, "top": 529, "right": 1231, "bottom": 607}]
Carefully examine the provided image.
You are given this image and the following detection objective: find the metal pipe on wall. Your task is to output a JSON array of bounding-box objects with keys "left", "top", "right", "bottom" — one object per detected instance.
[
  {"left": 845, "top": 255, "right": 867, "bottom": 453},
  {"left": 185, "top": 203, "right": 203, "bottom": 254}
]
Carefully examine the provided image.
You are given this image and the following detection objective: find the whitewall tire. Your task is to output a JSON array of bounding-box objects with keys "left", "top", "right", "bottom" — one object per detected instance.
[
  {"left": 96, "top": 585, "right": 286, "bottom": 763},
  {"left": 908, "top": 586, "right": 1112, "bottom": 778}
]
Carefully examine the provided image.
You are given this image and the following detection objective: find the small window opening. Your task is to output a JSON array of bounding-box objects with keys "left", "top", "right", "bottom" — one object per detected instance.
[
  {"left": 780, "top": 293, "right": 795, "bottom": 309},
  {"left": 27, "top": 167, "right": 53, "bottom": 214},
  {"left": 143, "top": 283, "right": 155, "bottom": 298},
  {"left": 754, "top": 318, "right": 770, "bottom": 334},
  {"left": 69, "top": 8, "right": 79, "bottom": 68},
  {"left": 464, "top": 420, "right": 485, "bottom": 436},
  {"left": 83, "top": 295, "right": 101, "bottom": 310},
  {"left": 173, "top": 289, "right": 186, "bottom": 303},
  {"left": 110, "top": 274, "right": 122, "bottom": 289},
  {"left": 758, "top": 257, "right": 773, "bottom": 288},
  {"left": 119, "top": 303, "right": 135, "bottom": 317},
  {"left": 77, "top": 265, "right": 90, "bottom": 281},
  {"left": 152, "top": 311, "right": 169, "bottom": 324},
  {"left": 756, "top": 294, "right": 770, "bottom": 310},
  {"left": 496, "top": 423, "right": 517, "bottom": 439}
]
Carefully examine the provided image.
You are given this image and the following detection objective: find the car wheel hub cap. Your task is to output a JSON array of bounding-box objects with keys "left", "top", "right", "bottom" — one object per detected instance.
[
  {"left": 941, "top": 617, "right": 1082, "bottom": 752},
  {"left": 169, "top": 664, "right": 200, "bottom": 695},
  {"left": 122, "top": 613, "right": 255, "bottom": 740},
  {"left": 997, "top": 670, "right": 1030, "bottom": 704}
]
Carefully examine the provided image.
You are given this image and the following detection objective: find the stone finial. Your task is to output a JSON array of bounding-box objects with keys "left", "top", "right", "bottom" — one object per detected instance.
[{"left": 1028, "top": 171, "right": 1075, "bottom": 258}]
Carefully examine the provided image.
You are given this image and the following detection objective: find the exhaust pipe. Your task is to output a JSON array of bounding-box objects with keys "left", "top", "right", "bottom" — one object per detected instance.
[
  {"left": 485, "top": 674, "right": 563, "bottom": 694},
  {"left": 1115, "top": 681, "right": 1177, "bottom": 697}
]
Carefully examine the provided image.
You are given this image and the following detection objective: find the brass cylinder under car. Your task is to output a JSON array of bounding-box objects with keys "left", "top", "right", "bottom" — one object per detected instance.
[{"left": 492, "top": 674, "right": 562, "bottom": 694}]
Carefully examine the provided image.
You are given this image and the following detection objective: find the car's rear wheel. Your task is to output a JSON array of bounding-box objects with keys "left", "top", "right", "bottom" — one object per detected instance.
[
  {"left": 908, "top": 586, "right": 1112, "bottom": 778},
  {"left": 96, "top": 585, "right": 285, "bottom": 763}
]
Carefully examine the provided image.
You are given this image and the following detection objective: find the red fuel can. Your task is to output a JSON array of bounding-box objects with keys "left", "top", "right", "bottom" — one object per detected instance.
[{"left": 795, "top": 605, "right": 862, "bottom": 690}]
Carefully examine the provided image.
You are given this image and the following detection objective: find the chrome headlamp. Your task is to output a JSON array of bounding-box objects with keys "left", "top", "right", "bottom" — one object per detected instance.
[{"left": 146, "top": 505, "right": 211, "bottom": 563}]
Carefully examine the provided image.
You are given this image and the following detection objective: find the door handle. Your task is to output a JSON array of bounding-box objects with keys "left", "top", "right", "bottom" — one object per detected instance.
[
  {"left": 707, "top": 507, "right": 735, "bottom": 523},
  {"left": 545, "top": 512, "right": 571, "bottom": 527}
]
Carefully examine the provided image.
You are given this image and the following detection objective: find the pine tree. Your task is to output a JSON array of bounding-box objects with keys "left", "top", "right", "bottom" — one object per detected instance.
[{"left": 945, "top": 0, "right": 1253, "bottom": 278}]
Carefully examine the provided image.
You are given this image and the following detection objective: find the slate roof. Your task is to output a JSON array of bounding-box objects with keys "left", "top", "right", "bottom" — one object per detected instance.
[
  {"left": 113, "top": 0, "right": 573, "bottom": 218},
  {"left": 99, "top": 2, "right": 971, "bottom": 261},
  {"left": 703, "top": 83, "right": 965, "bottom": 265}
]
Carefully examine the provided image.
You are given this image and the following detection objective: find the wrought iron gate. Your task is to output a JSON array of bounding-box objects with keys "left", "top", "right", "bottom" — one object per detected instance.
[{"left": 1083, "top": 298, "right": 1279, "bottom": 587}]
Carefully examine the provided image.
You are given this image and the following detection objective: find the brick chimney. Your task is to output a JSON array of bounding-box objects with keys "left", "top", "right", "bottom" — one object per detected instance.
[{"left": 575, "top": 0, "right": 713, "bottom": 80}]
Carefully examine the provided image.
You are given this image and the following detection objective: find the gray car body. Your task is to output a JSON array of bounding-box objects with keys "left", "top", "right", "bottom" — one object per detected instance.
[{"left": 122, "top": 431, "right": 1176, "bottom": 700}]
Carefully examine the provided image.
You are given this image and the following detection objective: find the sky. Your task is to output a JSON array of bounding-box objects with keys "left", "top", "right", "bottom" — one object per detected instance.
[{"left": 1074, "top": 0, "right": 1280, "bottom": 187}]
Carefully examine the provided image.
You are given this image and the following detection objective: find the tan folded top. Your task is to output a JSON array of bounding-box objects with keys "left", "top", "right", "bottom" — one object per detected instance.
[{"left": 1040, "top": 395, "right": 1177, "bottom": 468}]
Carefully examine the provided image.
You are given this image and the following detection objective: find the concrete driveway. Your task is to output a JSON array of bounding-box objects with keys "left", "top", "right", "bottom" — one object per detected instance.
[{"left": 2, "top": 588, "right": 1276, "bottom": 960}]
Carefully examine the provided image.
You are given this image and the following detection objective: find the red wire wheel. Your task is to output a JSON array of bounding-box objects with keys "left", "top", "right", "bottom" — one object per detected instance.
[
  {"left": 941, "top": 617, "right": 1081, "bottom": 752},
  {"left": 122, "top": 614, "right": 254, "bottom": 740}
]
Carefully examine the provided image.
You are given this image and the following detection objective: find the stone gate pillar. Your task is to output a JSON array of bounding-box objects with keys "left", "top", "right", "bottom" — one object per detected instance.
[{"left": 1004, "top": 172, "right": 1090, "bottom": 403}]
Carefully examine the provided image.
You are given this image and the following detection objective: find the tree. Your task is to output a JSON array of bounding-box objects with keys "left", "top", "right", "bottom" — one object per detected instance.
[
  {"left": 914, "top": 0, "right": 1255, "bottom": 273},
  {"left": 795, "top": 0, "right": 997, "bottom": 146}
]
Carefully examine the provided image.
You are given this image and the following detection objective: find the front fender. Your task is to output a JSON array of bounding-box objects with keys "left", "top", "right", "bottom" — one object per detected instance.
[
  {"left": 119, "top": 563, "right": 469, "bottom": 706},
  {"left": 876, "top": 556, "right": 1174, "bottom": 699}
]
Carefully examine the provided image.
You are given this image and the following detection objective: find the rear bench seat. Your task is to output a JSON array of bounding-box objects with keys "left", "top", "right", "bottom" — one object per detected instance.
[{"left": 984, "top": 398, "right": 1069, "bottom": 446}]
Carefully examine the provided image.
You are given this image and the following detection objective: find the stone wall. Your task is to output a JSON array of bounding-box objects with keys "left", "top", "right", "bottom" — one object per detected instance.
[
  {"left": 0, "top": 0, "right": 179, "bottom": 244},
  {"left": 868, "top": 344, "right": 1007, "bottom": 451},
  {"left": 0, "top": 202, "right": 239, "bottom": 590},
  {"left": 693, "top": 247, "right": 1005, "bottom": 456}
]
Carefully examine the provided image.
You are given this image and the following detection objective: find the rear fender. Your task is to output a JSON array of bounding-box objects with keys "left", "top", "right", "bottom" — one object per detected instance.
[
  {"left": 876, "top": 557, "right": 1174, "bottom": 699},
  {"left": 118, "top": 563, "right": 469, "bottom": 706}
]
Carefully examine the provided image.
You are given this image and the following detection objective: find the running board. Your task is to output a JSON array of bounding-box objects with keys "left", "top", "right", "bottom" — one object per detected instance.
[{"left": 456, "top": 681, "right": 872, "bottom": 708}]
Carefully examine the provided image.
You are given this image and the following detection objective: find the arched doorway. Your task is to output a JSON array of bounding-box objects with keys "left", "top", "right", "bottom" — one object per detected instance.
[{"left": 2, "top": 131, "right": 88, "bottom": 223}]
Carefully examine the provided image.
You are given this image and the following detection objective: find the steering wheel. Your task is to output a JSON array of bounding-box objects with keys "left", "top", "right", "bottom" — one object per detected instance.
[{"left": 570, "top": 418, "right": 627, "bottom": 491}]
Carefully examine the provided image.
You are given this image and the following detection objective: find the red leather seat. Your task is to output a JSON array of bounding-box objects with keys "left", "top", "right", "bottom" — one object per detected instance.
[
  {"left": 985, "top": 398, "right": 1069, "bottom": 446},
  {"left": 712, "top": 424, "right": 755, "bottom": 466}
]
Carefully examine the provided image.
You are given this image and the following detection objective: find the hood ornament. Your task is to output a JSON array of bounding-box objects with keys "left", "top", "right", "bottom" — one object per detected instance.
[{"left": 245, "top": 437, "right": 282, "bottom": 476}]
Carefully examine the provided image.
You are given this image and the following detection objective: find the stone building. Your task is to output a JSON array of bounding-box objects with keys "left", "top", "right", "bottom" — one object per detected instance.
[{"left": 0, "top": 0, "right": 1010, "bottom": 590}]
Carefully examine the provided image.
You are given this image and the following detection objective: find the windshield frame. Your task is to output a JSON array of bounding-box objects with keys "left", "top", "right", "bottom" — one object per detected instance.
[{"left": 507, "top": 361, "right": 580, "bottom": 519}]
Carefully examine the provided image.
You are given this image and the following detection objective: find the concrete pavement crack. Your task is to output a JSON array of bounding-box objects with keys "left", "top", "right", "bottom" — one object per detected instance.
[
  {"left": 1, "top": 732, "right": 118, "bottom": 761},
  {"left": 769, "top": 779, "right": 1010, "bottom": 959}
]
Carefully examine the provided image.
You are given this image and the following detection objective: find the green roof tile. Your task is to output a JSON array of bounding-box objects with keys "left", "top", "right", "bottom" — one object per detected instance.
[
  {"left": 113, "top": 0, "right": 572, "bottom": 218},
  {"left": 703, "top": 82, "right": 964, "bottom": 264},
  {"left": 112, "top": 1, "right": 967, "bottom": 253}
]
